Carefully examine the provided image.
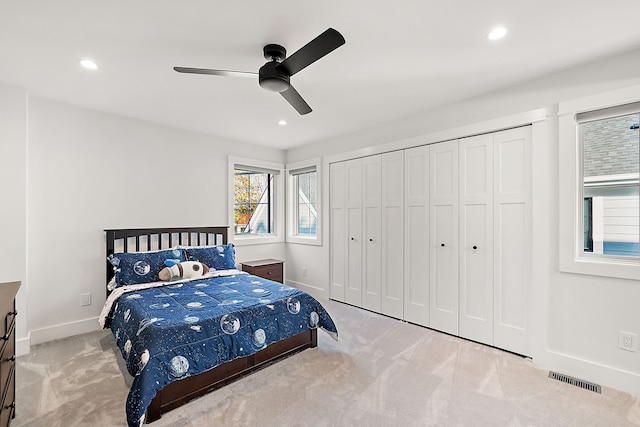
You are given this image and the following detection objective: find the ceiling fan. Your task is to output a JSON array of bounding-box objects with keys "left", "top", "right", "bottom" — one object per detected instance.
[{"left": 174, "top": 28, "right": 345, "bottom": 115}]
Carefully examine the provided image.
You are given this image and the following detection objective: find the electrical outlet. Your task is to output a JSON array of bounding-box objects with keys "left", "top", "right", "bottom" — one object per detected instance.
[
  {"left": 81, "top": 292, "right": 92, "bottom": 307},
  {"left": 619, "top": 331, "right": 637, "bottom": 352}
]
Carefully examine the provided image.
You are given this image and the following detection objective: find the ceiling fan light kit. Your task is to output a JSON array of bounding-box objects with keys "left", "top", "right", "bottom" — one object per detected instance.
[{"left": 174, "top": 28, "right": 345, "bottom": 115}]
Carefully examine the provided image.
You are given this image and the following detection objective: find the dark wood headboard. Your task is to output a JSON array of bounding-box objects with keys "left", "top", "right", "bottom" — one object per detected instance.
[{"left": 105, "top": 226, "right": 229, "bottom": 297}]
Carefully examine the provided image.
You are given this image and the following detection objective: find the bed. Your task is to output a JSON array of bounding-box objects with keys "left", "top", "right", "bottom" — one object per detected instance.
[{"left": 100, "top": 226, "right": 338, "bottom": 426}]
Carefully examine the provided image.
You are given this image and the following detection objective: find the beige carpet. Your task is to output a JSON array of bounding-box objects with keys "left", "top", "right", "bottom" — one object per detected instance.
[{"left": 13, "top": 300, "right": 640, "bottom": 427}]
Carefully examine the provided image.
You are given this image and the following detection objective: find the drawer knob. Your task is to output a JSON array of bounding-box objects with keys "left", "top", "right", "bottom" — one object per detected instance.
[{"left": 473, "top": 245, "right": 478, "bottom": 250}]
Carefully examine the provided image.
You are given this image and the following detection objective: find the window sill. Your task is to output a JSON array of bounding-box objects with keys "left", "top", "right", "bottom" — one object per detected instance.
[
  {"left": 559, "top": 254, "right": 640, "bottom": 281},
  {"left": 286, "top": 235, "right": 321, "bottom": 246},
  {"left": 232, "top": 234, "right": 284, "bottom": 246}
]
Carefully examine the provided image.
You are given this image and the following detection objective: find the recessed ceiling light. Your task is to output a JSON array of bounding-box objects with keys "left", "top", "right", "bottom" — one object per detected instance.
[
  {"left": 487, "top": 27, "right": 507, "bottom": 41},
  {"left": 278, "top": 120, "right": 287, "bottom": 126},
  {"left": 79, "top": 59, "right": 98, "bottom": 70}
]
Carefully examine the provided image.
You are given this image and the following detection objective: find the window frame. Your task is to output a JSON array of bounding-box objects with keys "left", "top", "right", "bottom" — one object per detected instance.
[
  {"left": 286, "top": 158, "right": 322, "bottom": 246},
  {"left": 558, "top": 84, "right": 640, "bottom": 280},
  {"left": 228, "top": 156, "right": 285, "bottom": 246}
]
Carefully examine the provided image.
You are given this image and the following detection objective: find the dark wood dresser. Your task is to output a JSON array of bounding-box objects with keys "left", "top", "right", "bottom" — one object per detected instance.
[
  {"left": 0, "top": 281, "right": 19, "bottom": 427},
  {"left": 241, "top": 259, "right": 284, "bottom": 283}
]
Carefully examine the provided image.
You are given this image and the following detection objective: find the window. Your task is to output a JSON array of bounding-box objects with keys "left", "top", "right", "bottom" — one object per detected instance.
[
  {"left": 229, "top": 157, "right": 284, "bottom": 245},
  {"left": 559, "top": 86, "right": 640, "bottom": 279},
  {"left": 580, "top": 109, "right": 639, "bottom": 258},
  {"left": 292, "top": 168, "right": 317, "bottom": 236},
  {"left": 234, "top": 168, "right": 274, "bottom": 234},
  {"left": 287, "top": 159, "right": 321, "bottom": 245}
]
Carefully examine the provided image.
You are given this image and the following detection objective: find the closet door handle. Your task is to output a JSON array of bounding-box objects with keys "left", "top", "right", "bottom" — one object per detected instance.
[
  {"left": 440, "top": 243, "right": 445, "bottom": 247},
  {"left": 369, "top": 238, "right": 373, "bottom": 242},
  {"left": 473, "top": 245, "right": 478, "bottom": 250},
  {"left": 350, "top": 237, "right": 355, "bottom": 241}
]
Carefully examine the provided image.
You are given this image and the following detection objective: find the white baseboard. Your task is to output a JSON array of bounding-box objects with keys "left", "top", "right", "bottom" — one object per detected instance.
[
  {"left": 29, "top": 316, "right": 102, "bottom": 347},
  {"left": 540, "top": 349, "right": 640, "bottom": 397},
  {"left": 286, "top": 279, "right": 329, "bottom": 301}
]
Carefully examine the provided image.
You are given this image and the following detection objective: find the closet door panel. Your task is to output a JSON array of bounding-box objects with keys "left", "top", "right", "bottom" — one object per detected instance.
[
  {"left": 404, "top": 146, "right": 430, "bottom": 325},
  {"left": 432, "top": 204, "right": 457, "bottom": 317},
  {"left": 459, "top": 135, "right": 494, "bottom": 345},
  {"left": 362, "top": 156, "right": 382, "bottom": 312},
  {"left": 493, "top": 127, "right": 531, "bottom": 356},
  {"left": 381, "top": 151, "right": 404, "bottom": 319},
  {"left": 496, "top": 203, "right": 526, "bottom": 323},
  {"left": 329, "top": 162, "right": 346, "bottom": 302},
  {"left": 363, "top": 205, "right": 381, "bottom": 311},
  {"left": 345, "top": 159, "right": 363, "bottom": 307},
  {"left": 429, "top": 141, "right": 458, "bottom": 335},
  {"left": 460, "top": 203, "right": 493, "bottom": 342}
]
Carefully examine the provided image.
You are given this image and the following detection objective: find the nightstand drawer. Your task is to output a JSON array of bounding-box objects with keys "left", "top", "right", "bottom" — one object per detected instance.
[
  {"left": 0, "top": 371, "right": 14, "bottom": 427},
  {"left": 242, "top": 259, "right": 284, "bottom": 283},
  {"left": 0, "top": 328, "right": 14, "bottom": 398},
  {"left": 1, "top": 309, "right": 16, "bottom": 346},
  {"left": 252, "top": 265, "right": 283, "bottom": 282}
]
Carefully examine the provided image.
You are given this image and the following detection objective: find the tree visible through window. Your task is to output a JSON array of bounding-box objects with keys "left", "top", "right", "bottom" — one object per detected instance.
[
  {"left": 581, "top": 110, "right": 640, "bottom": 257},
  {"left": 234, "top": 168, "right": 273, "bottom": 234}
]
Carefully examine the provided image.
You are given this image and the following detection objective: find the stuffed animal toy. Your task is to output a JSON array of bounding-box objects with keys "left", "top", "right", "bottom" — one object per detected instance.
[{"left": 158, "top": 261, "right": 209, "bottom": 281}]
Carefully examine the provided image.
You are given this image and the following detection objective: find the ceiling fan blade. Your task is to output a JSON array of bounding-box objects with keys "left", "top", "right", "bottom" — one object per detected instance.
[
  {"left": 279, "top": 28, "right": 345, "bottom": 76},
  {"left": 280, "top": 85, "right": 312, "bottom": 115},
  {"left": 173, "top": 67, "right": 257, "bottom": 78}
]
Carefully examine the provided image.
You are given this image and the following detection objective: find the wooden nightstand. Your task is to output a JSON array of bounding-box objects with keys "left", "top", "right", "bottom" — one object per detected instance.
[{"left": 241, "top": 259, "right": 284, "bottom": 283}]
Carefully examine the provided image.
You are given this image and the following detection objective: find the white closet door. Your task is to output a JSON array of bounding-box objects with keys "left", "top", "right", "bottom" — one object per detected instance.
[
  {"left": 404, "top": 145, "right": 430, "bottom": 326},
  {"left": 459, "top": 134, "right": 494, "bottom": 345},
  {"left": 345, "top": 158, "right": 363, "bottom": 307},
  {"left": 493, "top": 126, "right": 531, "bottom": 355},
  {"left": 430, "top": 140, "right": 459, "bottom": 335},
  {"left": 330, "top": 162, "right": 346, "bottom": 302},
  {"left": 362, "top": 155, "right": 382, "bottom": 312},
  {"left": 381, "top": 151, "right": 404, "bottom": 319}
]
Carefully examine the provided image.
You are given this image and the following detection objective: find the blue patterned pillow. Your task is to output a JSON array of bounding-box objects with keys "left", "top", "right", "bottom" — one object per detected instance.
[
  {"left": 108, "top": 248, "right": 183, "bottom": 287},
  {"left": 184, "top": 244, "right": 236, "bottom": 270}
]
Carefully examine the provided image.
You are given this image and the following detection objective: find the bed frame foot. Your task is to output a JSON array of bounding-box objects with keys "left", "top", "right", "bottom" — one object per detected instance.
[{"left": 144, "top": 328, "right": 318, "bottom": 423}]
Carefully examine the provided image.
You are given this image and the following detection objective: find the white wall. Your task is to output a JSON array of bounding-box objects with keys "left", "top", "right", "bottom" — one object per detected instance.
[
  {"left": 0, "top": 82, "right": 28, "bottom": 354},
  {"left": 25, "top": 97, "right": 285, "bottom": 346},
  {"left": 285, "top": 47, "right": 640, "bottom": 397},
  {"left": 285, "top": 242, "right": 330, "bottom": 300}
]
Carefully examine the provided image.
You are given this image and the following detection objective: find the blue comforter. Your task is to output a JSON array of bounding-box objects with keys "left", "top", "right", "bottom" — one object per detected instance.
[{"left": 105, "top": 272, "right": 338, "bottom": 427}]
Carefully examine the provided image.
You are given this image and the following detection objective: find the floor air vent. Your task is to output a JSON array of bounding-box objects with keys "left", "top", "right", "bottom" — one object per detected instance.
[{"left": 548, "top": 371, "right": 602, "bottom": 394}]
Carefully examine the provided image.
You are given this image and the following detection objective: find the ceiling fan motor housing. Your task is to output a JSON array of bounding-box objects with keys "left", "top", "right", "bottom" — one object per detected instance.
[
  {"left": 259, "top": 61, "right": 290, "bottom": 92},
  {"left": 259, "top": 44, "right": 290, "bottom": 92}
]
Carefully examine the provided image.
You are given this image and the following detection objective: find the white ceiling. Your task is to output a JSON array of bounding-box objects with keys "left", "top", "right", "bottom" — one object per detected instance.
[{"left": 2, "top": 1, "right": 640, "bottom": 150}]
